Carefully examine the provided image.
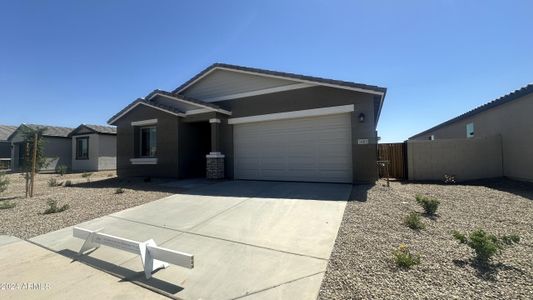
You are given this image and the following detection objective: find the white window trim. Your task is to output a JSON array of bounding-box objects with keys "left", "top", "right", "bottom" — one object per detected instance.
[
  {"left": 131, "top": 119, "right": 158, "bottom": 126},
  {"left": 227, "top": 105, "right": 355, "bottom": 125},
  {"left": 130, "top": 158, "right": 158, "bottom": 165},
  {"left": 139, "top": 126, "right": 157, "bottom": 158}
]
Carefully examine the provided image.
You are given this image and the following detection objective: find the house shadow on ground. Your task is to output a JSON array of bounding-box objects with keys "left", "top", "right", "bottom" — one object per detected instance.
[
  {"left": 57, "top": 249, "right": 183, "bottom": 296},
  {"left": 70, "top": 177, "right": 359, "bottom": 201}
]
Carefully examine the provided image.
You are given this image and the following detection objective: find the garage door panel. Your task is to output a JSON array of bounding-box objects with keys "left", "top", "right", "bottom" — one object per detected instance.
[{"left": 234, "top": 113, "right": 353, "bottom": 183}]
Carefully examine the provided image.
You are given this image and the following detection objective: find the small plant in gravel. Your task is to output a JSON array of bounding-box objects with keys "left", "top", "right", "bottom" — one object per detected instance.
[
  {"left": 107, "top": 173, "right": 114, "bottom": 177},
  {"left": 443, "top": 174, "right": 456, "bottom": 184},
  {"left": 81, "top": 172, "right": 93, "bottom": 182},
  {"left": 0, "top": 173, "right": 9, "bottom": 194},
  {"left": 56, "top": 164, "right": 68, "bottom": 176},
  {"left": 453, "top": 229, "right": 520, "bottom": 263},
  {"left": 415, "top": 194, "right": 440, "bottom": 216},
  {"left": 115, "top": 187, "right": 125, "bottom": 194},
  {"left": 404, "top": 212, "right": 425, "bottom": 230},
  {"left": 48, "top": 177, "right": 61, "bottom": 187},
  {"left": 0, "top": 200, "right": 16, "bottom": 209},
  {"left": 64, "top": 180, "right": 72, "bottom": 187},
  {"left": 393, "top": 244, "right": 421, "bottom": 269},
  {"left": 43, "top": 199, "right": 69, "bottom": 214}
]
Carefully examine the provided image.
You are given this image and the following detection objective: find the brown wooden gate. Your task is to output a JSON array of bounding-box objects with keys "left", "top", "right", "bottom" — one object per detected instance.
[{"left": 378, "top": 143, "right": 407, "bottom": 179}]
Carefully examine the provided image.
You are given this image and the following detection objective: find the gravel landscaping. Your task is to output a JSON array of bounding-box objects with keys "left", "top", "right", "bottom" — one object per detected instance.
[
  {"left": 0, "top": 172, "right": 178, "bottom": 239},
  {"left": 319, "top": 178, "right": 533, "bottom": 299}
]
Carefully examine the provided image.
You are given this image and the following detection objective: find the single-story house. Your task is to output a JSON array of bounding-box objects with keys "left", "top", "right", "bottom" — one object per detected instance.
[
  {"left": 410, "top": 83, "right": 533, "bottom": 182},
  {"left": 68, "top": 124, "right": 117, "bottom": 172},
  {"left": 108, "top": 63, "right": 387, "bottom": 184},
  {"left": 8, "top": 124, "right": 73, "bottom": 172},
  {"left": 0, "top": 125, "right": 18, "bottom": 169}
]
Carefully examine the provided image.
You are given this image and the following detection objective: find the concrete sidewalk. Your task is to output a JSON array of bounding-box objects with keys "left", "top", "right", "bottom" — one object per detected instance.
[
  {"left": 8, "top": 180, "right": 350, "bottom": 299},
  {"left": 0, "top": 236, "right": 167, "bottom": 299}
]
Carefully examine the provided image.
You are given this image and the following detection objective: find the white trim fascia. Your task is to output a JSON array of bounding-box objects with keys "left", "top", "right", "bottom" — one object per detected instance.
[
  {"left": 176, "top": 66, "right": 384, "bottom": 96},
  {"left": 149, "top": 93, "right": 232, "bottom": 115},
  {"left": 108, "top": 102, "right": 185, "bottom": 125},
  {"left": 202, "top": 83, "right": 314, "bottom": 102},
  {"left": 185, "top": 108, "right": 212, "bottom": 115},
  {"left": 228, "top": 105, "right": 355, "bottom": 125},
  {"left": 130, "top": 158, "right": 158, "bottom": 165},
  {"left": 131, "top": 119, "right": 158, "bottom": 126}
]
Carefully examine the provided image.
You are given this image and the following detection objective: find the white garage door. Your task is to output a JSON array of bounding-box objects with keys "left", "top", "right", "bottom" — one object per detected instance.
[{"left": 234, "top": 113, "right": 353, "bottom": 183}]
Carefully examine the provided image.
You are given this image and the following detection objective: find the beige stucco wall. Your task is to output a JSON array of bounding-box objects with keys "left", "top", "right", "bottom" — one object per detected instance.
[
  {"left": 11, "top": 134, "right": 71, "bottom": 172},
  {"left": 97, "top": 134, "right": 117, "bottom": 170},
  {"left": 407, "top": 135, "right": 503, "bottom": 182},
  {"left": 410, "top": 93, "right": 533, "bottom": 182},
  {"left": 72, "top": 133, "right": 116, "bottom": 172}
]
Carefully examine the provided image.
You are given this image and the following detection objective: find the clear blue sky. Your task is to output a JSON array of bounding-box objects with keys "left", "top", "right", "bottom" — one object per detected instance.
[{"left": 1, "top": 1, "right": 532, "bottom": 142}]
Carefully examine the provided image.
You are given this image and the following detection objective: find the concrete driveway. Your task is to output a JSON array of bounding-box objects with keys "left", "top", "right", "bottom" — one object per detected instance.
[{"left": 29, "top": 180, "right": 350, "bottom": 299}]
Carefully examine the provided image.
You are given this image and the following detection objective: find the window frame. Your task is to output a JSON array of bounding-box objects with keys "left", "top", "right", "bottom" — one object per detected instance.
[
  {"left": 139, "top": 126, "right": 157, "bottom": 158},
  {"left": 75, "top": 136, "right": 90, "bottom": 160},
  {"left": 466, "top": 122, "right": 475, "bottom": 138}
]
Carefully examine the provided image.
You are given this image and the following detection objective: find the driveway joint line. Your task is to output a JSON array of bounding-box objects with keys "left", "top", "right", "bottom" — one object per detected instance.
[
  {"left": 229, "top": 271, "right": 326, "bottom": 300},
  {"left": 187, "top": 198, "right": 251, "bottom": 231},
  {"left": 108, "top": 215, "right": 329, "bottom": 261}
]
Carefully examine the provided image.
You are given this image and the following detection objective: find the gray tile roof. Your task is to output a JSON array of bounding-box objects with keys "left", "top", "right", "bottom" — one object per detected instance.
[
  {"left": 410, "top": 83, "right": 533, "bottom": 139},
  {"left": 22, "top": 124, "right": 74, "bottom": 138},
  {"left": 107, "top": 90, "right": 227, "bottom": 124},
  {"left": 83, "top": 124, "right": 116, "bottom": 134},
  {"left": 172, "top": 63, "right": 388, "bottom": 95},
  {"left": 147, "top": 89, "right": 226, "bottom": 111},
  {"left": 107, "top": 98, "right": 185, "bottom": 125},
  {"left": 0, "top": 125, "right": 17, "bottom": 141},
  {"left": 69, "top": 124, "right": 117, "bottom": 136}
]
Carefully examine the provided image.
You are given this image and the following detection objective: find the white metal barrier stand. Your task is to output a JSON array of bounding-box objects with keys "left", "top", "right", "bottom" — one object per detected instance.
[{"left": 73, "top": 227, "right": 194, "bottom": 279}]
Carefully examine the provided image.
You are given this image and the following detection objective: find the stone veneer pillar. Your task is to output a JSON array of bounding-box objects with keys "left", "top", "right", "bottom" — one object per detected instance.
[
  {"left": 206, "top": 118, "right": 225, "bottom": 179},
  {"left": 206, "top": 152, "right": 225, "bottom": 179}
]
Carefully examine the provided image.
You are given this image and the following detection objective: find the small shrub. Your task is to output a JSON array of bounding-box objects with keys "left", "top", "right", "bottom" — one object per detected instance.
[
  {"left": 443, "top": 174, "right": 456, "bottom": 184},
  {"left": 81, "top": 172, "right": 93, "bottom": 182},
  {"left": 415, "top": 194, "right": 440, "bottom": 216},
  {"left": 43, "top": 199, "right": 69, "bottom": 214},
  {"left": 48, "top": 177, "right": 61, "bottom": 187},
  {"left": 115, "top": 187, "right": 125, "bottom": 194},
  {"left": 0, "top": 200, "right": 16, "bottom": 209},
  {"left": 453, "top": 229, "right": 520, "bottom": 263},
  {"left": 404, "top": 212, "right": 425, "bottom": 230},
  {"left": 393, "top": 244, "right": 421, "bottom": 269},
  {"left": 56, "top": 164, "right": 68, "bottom": 176},
  {"left": 107, "top": 173, "right": 114, "bottom": 177},
  {"left": 64, "top": 180, "right": 72, "bottom": 187},
  {"left": 0, "top": 173, "right": 9, "bottom": 194}
]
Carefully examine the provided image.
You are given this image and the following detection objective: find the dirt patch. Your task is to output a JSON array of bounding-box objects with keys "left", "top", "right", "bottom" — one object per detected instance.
[
  {"left": 319, "top": 178, "right": 533, "bottom": 299},
  {"left": 0, "top": 171, "right": 178, "bottom": 239}
]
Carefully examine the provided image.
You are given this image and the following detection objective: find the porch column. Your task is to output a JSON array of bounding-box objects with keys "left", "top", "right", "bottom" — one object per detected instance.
[{"left": 206, "top": 118, "right": 225, "bottom": 179}]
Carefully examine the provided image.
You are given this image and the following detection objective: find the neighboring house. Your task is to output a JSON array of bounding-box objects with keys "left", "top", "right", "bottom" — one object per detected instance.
[
  {"left": 410, "top": 84, "right": 533, "bottom": 182},
  {"left": 108, "top": 63, "right": 387, "bottom": 184},
  {"left": 68, "top": 124, "right": 117, "bottom": 172},
  {"left": 8, "top": 124, "right": 73, "bottom": 172},
  {"left": 0, "top": 125, "right": 17, "bottom": 169}
]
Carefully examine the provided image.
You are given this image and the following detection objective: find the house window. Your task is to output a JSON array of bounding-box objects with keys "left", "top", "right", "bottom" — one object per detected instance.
[
  {"left": 76, "top": 137, "right": 89, "bottom": 160},
  {"left": 466, "top": 122, "right": 474, "bottom": 138},
  {"left": 140, "top": 126, "right": 156, "bottom": 157},
  {"left": 429, "top": 135, "right": 435, "bottom": 140}
]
